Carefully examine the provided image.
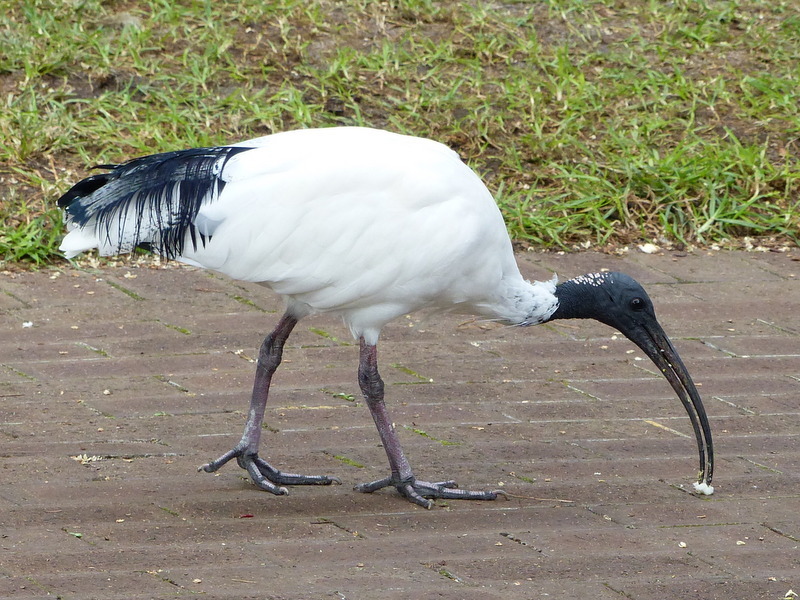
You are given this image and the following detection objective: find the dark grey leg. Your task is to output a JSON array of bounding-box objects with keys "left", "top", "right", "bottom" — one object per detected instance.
[
  {"left": 354, "top": 338, "right": 502, "bottom": 508},
  {"left": 200, "top": 313, "right": 340, "bottom": 493}
]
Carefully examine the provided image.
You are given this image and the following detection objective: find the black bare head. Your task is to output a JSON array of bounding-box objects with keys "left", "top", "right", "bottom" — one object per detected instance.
[
  {"left": 548, "top": 271, "right": 656, "bottom": 330},
  {"left": 546, "top": 271, "right": 714, "bottom": 493}
]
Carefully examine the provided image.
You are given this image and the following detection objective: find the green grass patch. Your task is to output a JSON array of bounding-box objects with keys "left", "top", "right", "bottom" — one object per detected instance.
[
  {"left": 323, "top": 450, "right": 365, "bottom": 468},
  {"left": 402, "top": 424, "right": 460, "bottom": 446},
  {"left": 157, "top": 506, "right": 180, "bottom": 518},
  {"left": 307, "top": 327, "right": 353, "bottom": 346},
  {"left": 104, "top": 280, "right": 145, "bottom": 301},
  {"left": 320, "top": 388, "right": 357, "bottom": 402},
  {"left": 1, "top": 0, "right": 798, "bottom": 266},
  {"left": 229, "top": 294, "right": 268, "bottom": 312},
  {"left": 161, "top": 322, "right": 192, "bottom": 336},
  {"left": 391, "top": 363, "right": 433, "bottom": 383}
]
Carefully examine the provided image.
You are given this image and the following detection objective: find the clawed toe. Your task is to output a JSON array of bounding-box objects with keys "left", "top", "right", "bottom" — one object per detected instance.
[
  {"left": 356, "top": 475, "right": 502, "bottom": 508},
  {"left": 200, "top": 449, "right": 339, "bottom": 495}
]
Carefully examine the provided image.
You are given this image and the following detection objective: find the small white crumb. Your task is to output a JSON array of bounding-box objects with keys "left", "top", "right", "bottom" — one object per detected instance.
[
  {"left": 22, "top": 321, "right": 33, "bottom": 328},
  {"left": 638, "top": 243, "right": 661, "bottom": 254},
  {"left": 693, "top": 481, "right": 715, "bottom": 495},
  {"left": 678, "top": 541, "right": 687, "bottom": 548}
]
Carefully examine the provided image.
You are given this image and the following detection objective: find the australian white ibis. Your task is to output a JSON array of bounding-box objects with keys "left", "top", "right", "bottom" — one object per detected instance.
[{"left": 57, "top": 126, "right": 714, "bottom": 507}]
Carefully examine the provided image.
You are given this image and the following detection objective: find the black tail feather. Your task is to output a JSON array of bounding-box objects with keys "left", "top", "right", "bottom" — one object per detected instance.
[
  {"left": 57, "top": 146, "right": 251, "bottom": 259},
  {"left": 57, "top": 173, "right": 114, "bottom": 208}
]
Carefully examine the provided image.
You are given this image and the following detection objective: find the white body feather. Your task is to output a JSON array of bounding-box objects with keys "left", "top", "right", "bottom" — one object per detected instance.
[{"left": 60, "top": 127, "right": 558, "bottom": 343}]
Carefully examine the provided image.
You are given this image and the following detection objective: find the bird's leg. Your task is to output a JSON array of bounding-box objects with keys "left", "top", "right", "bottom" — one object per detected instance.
[
  {"left": 199, "top": 313, "right": 340, "bottom": 494},
  {"left": 354, "top": 338, "right": 502, "bottom": 508}
]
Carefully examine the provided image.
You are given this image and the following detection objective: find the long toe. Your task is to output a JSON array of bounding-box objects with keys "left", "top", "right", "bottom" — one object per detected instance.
[
  {"left": 410, "top": 479, "right": 501, "bottom": 501},
  {"left": 238, "top": 454, "right": 290, "bottom": 495},
  {"left": 353, "top": 476, "right": 394, "bottom": 494},
  {"left": 200, "top": 447, "right": 339, "bottom": 494},
  {"left": 250, "top": 456, "right": 342, "bottom": 486},
  {"left": 199, "top": 447, "right": 240, "bottom": 473},
  {"left": 355, "top": 475, "right": 502, "bottom": 507},
  {"left": 237, "top": 454, "right": 340, "bottom": 494}
]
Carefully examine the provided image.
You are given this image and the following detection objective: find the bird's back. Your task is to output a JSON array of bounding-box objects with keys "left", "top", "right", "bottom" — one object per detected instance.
[{"left": 59, "top": 127, "right": 527, "bottom": 340}]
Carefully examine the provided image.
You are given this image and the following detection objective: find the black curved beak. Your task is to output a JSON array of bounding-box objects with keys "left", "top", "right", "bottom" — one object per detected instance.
[{"left": 623, "top": 318, "right": 714, "bottom": 493}]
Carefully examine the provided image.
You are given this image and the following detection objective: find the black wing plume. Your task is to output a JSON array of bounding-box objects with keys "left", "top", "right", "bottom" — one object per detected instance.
[{"left": 58, "top": 146, "right": 251, "bottom": 259}]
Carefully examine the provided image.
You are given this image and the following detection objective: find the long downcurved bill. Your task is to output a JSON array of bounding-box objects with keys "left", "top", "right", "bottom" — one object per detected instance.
[{"left": 634, "top": 324, "right": 714, "bottom": 494}]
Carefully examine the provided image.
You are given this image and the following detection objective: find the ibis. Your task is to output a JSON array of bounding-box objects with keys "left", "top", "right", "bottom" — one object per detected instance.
[{"left": 57, "top": 126, "right": 714, "bottom": 507}]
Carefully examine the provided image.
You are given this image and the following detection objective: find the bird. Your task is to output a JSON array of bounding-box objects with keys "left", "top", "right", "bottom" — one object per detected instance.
[{"left": 57, "top": 126, "right": 714, "bottom": 508}]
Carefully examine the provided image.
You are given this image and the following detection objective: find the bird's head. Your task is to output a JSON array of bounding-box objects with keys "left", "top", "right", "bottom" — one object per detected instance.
[{"left": 546, "top": 271, "right": 714, "bottom": 494}]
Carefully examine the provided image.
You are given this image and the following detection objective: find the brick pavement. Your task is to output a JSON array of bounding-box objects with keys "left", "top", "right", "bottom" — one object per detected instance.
[{"left": 1, "top": 249, "right": 798, "bottom": 599}]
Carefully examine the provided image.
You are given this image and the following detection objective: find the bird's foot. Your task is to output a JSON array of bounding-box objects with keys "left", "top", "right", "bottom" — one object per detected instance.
[
  {"left": 355, "top": 475, "right": 506, "bottom": 509},
  {"left": 199, "top": 449, "right": 341, "bottom": 495}
]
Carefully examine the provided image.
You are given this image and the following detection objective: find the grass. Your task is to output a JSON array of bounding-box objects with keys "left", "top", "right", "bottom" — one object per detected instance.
[{"left": 1, "top": 0, "right": 798, "bottom": 265}]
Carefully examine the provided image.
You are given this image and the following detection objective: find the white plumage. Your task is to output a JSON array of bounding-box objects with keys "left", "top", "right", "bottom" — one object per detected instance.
[
  {"left": 58, "top": 126, "right": 714, "bottom": 507},
  {"left": 61, "top": 127, "right": 557, "bottom": 345}
]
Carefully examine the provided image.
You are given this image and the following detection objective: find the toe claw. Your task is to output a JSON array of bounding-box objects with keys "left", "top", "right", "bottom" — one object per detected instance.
[
  {"left": 200, "top": 448, "right": 339, "bottom": 494},
  {"left": 354, "top": 476, "right": 392, "bottom": 494},
  {"left": 431, "top": 480, "right": 458, "bottom": 489},
  {"left": 356, "top": 475, "right": 501, "bottom": 506},
  {"left": 399, "top": 483, "right": 434, "bottom": 509}
]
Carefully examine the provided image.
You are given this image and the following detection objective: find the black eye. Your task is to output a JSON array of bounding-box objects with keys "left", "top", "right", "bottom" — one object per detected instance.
[{"left": 630, "top": 297, "right": 645, "bottom": 311}]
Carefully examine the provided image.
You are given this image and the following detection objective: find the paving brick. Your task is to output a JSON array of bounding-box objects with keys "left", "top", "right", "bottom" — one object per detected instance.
[{"left": 1, "top": 250, "right": 798, "bottom": 599}]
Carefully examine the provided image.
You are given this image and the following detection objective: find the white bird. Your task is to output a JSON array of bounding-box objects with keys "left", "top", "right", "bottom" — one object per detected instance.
[{"left": 57, "top": 126, "right": 714, "bottom": 507}]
